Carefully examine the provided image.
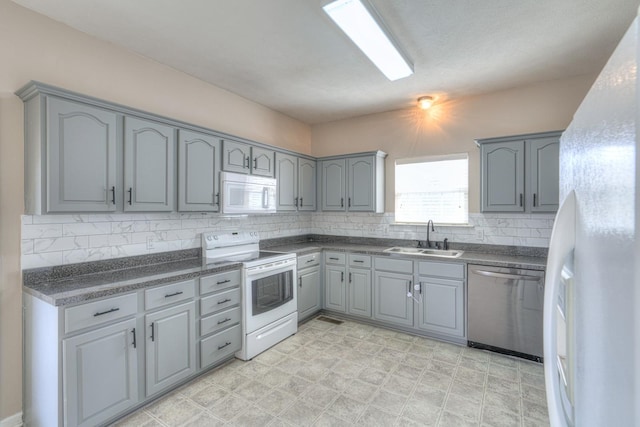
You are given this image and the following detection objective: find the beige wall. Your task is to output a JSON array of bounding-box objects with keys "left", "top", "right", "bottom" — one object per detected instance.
[
  {"left": 0, "top": 0, "right": 311, "bottom": 419},
  {"left": 310, "top": 74, "right": 595, "bottom": 212}
]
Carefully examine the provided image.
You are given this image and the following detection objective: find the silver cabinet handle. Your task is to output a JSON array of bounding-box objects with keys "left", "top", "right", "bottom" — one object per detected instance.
[
  {"left": 471, "top": 269, "right": 542, "bottom": 281},
  {"left": 94, "top": 307, "right": 119, "bottom": 317}
]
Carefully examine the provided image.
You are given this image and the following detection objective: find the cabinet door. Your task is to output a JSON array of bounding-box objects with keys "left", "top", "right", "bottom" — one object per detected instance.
[
  {"left": 298, "top": 158, "right": 317, "bottom": 211},
  {"left": 178, "top": 130, "right": 220, "bottom": 212},
  {"left": 47, "top": 98, "right": 117, "bottom": 212},
  {"left": 63, "top": 318, "right": 138, "bottom": 427},
  {"left": 348, "top": 268, "right": 372, "bottom": 318},
  {"left": 528, "top": 137, "right": 559, "bottom": 212},
  {"left": 145, "top": 301, "right": 196, "bottom": 396},
  {"left": 321, "top": 159, "right": 346, "bottom": 211},
  {"left": 124, "top": 117, "right": 175, "bottom": 211},
  {"left": 298, "top": 266, "right": 321, "bottom": 320},
  {"left": 252, "top": 146, "right": 275, "bottom": 177},
  {"left": 222, "top": 140, "right": 250, "bottom": 174},
  {"left": 417, "top": 277, "right": 465, "bottom": 337},
  {"left": 276, "top": 153, "right": 298, "bottom": 211},
  {"left": 324, "top": 264, "right": 346, "bottom": 312},
  {"left": 347, "top": 156, "right": 375, "bottom": 212},
  {"left": 481, "top": 141, "right": 525, "bottom": 212},
  {"left": 373, "top": 271, "right": 413, "bottom": 326}
]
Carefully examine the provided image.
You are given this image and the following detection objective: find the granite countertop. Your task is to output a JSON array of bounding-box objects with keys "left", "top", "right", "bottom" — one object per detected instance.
[
  {"left": 23, "top": 253, "right": 242, "bottom": 306},
  {"left": 267, "top": 242, "right": 547, "bottom": 270},
  {"left": 24, "top": 237, "right": 547, "bottom": 307}
]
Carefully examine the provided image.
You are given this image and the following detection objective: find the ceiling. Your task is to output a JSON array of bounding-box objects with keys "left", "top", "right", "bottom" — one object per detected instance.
[{"left": 11, "top": 0, "right": 640, "bottom": 124}]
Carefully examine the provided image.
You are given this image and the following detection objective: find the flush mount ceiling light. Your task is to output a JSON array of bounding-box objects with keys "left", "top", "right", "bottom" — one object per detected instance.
[
  {"left": 323, "top": 0, "right": 413, "bottom": 81},
  {"left": 417, "top": 96, "right": 434, "bottom": 110}
]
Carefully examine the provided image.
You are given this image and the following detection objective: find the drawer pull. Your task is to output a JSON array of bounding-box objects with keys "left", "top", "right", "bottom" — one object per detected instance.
[
  {"left": 329, "top": 257, "right": 339, "bottom": 261},
  {"left": 93, "top": 307, "right": 119, "bottom": 317},
  {"left": 306, "top": 259, "right": 315, "bottom": 263},
  {"left": 353, "top": 260, "right": 364, "bottom": 263},
  {"left": 217, "top": 318, "right": 232, "bottom": 325},
  {"left": 218, "top": 341, "right": 232, "bottom": 350},
  {"left": 218, "top": 298, "right": 231, "bottom": 305},
  {"left": 216, "top": 279, "right": 231, "bottom": 285},
  {"left": 165, "top": 291, "right": 184, "bottom": 298}
]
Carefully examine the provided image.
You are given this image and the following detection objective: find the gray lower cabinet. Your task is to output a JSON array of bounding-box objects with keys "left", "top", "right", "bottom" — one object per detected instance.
[
  {"left": 324, "top": 263, "right": 347, "bottom": 312},
  {"left": 63, "top": 318, "right": 138, "bottom": 427},
  {"left": 478, "top": 131, "right": 561, "bottom": 213},
  {"left": 297, "top": 252, "right": 321, "bottom": 320},
  {"left": 348, "top": 267, "right": 371, "bottom": 318},
  {"left": 178, "top": 129, "right": 220, "bottom": 212},
  {"left": 145, "top": 301, "right": 196, "bottom": 396},
  {"left": 199, "top": 269, "right": 242, "bottom": 369},
  {"left": 46, "top": 97, "right": 118, "bottom": 213},
  {"left": 373, "top": 257, "right": 414, "bottom": 327},
  {"left": 124, "top": 117, "right": 176, "bottom": 211}
]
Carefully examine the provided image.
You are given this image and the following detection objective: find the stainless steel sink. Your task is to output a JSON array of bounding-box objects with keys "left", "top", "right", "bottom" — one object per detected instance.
[{"left": 383, "top": 246, "right": 464, "bottom": 258}]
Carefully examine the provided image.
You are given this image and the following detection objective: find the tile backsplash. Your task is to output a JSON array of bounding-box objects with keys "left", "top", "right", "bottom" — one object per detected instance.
[{"left": 21, "top": 212, "right": 554, "bottom": 269}]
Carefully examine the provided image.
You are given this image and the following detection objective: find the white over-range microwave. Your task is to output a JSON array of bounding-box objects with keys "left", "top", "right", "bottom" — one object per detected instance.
[{"left": 220, "top": 171, "right": 277, "bottom": 214}]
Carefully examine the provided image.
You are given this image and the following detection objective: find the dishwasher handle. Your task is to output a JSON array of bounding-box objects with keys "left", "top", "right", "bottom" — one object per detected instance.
[{"left": 471, "top": 269, "right": 542, "bottom": 281}]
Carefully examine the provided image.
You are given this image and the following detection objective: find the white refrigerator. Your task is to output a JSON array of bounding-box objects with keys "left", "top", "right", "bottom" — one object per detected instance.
[{"left": 544, "top": 14, "right": 639, "bottom": 427}]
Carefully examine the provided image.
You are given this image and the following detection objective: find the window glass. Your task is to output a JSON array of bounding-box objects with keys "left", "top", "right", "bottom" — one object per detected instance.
[{"left": 395, "top": 154, "right": 468, "bottom": 224}]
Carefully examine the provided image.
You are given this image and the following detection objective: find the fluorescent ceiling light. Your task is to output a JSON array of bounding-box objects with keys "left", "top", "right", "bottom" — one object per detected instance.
[{"left": 323, "top": 0, "right": 413, "bottom": 81}]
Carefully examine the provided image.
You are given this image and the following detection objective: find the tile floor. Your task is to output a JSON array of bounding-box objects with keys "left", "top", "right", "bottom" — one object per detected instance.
[{"left": 114, "top": 316, "right": 549, "bottom": 427}]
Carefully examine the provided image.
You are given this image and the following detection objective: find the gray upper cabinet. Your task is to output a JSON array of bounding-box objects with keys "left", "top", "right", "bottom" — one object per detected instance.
[
  {"left": 222, "top": 139, "right": 274, "bottom": 177},
  {"left": 321, "top": 159, "right": 346, "bottom": 211},
  {"left": 320, "top": 151, "right": 386, "bottom": 213},
  {"left": 178, "top": 130, "right": 220, "bottom": 212},
  {"left": 528, "top": 137, "right": 560, "bottom": 212},
  {"left": 275, "top": 153, "right": 298, "bottom": 211},
  {"left": 45, "top": 97, "right": 118, "bottom": 213},
  {"left": 276, "top": 153, "right": 317, "bottom": 211},
  {"left": 298, "top": 158, "right": 316, "bottom": 211},
  {"left": 124, "top": 117, "right": 176, "bottom": 212},
  {"left": 480, "top": 141, "right": 525, "bottom": 212},
  {"left": 252, "top": 146, "right": 275, "bottom": 177},
  {"left": 478, "top": 131, "right": 561, "bottom": 213}
]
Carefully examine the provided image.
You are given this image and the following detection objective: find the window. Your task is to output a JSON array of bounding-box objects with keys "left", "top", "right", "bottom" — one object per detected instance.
[{"left": 395, "top": 154, "right": 468, "bottom": 224}]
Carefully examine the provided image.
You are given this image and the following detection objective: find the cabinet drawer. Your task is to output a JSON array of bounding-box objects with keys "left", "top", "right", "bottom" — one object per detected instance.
[
  {"left": 418, "top": 261, "right": 464, "bottom": 279},
  {"left": 200, "top": 288, "right": 241, "bottom": 316},
  {"left": 349, "top": 254, "right": 371, "bottom": 268},
  {"left": 200, "top": 307, "right": 241, "bottom": 337},
  {"left": 374, "top": 257, "right": 413, "bottom": 274},
  {"left": 297, "top": 252, "right": 320, "bottom": 269},
  {"left": 200, "top": 324, "right": 241, "bottom": 369},
  {"left": 325, "top": 251, "right": 346, "bottom": 265},
  {"left": 64, "top": 293, "right": 137, "bottom": 334},
  {"left": 200, "top": 269, "right": 241, "bottom": 295},
  {"left": 145, "top": 279, "right": 196, "bottom": 311}
]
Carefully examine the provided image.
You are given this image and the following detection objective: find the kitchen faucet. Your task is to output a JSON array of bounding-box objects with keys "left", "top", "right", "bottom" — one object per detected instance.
[{"left": 426, "top": 220, "right": 435, "bottom": 248}]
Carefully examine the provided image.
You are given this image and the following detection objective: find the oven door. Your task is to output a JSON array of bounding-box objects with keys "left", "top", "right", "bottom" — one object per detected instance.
[{"left": 244, "top": 261, "right": 296, "bottom": 334}]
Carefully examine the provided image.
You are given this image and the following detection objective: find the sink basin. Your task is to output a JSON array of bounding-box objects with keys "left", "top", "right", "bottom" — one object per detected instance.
[{"left": 383, "top": 247, "right": 464, "bottom": 258}]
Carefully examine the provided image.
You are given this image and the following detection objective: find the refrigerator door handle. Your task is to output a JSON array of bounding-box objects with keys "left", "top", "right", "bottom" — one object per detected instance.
[{"left": 544, "top": 190, "right": 577, "bottom": 427}]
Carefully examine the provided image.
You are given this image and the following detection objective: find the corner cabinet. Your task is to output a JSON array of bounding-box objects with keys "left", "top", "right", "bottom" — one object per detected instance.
[
  {"left": 275, "top": 153, "right": 316, "bottom": 212},
  {"left": 320, "top": 151, "right": 386, "bottom": 213},
  {"left": 478, "top": 131, "right": 561, "bottom": 213}
]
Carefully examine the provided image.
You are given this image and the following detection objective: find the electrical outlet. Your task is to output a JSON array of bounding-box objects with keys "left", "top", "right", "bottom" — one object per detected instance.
[
  {"left": 146, "top": 236, "right": 155, "bottom": 250},
  {"left": 475, "top": 229, "right": 484, "bottom": 240}
]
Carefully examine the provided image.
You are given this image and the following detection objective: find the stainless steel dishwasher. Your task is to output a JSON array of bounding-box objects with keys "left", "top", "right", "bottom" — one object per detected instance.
[{"left": 467, "top": 264, "right": 545, "bottom": 362}]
